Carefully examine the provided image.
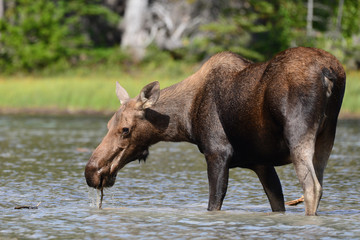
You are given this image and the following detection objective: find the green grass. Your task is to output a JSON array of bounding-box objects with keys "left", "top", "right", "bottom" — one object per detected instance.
[
  {"left": 0, "top": 65, "right": 359, "bottom": 116},
  {"left": 342, "top": 71, "right": 360, "bottom": 115},
  {"left": 0, "top": 63, "right": 195, "bottom": 113}
]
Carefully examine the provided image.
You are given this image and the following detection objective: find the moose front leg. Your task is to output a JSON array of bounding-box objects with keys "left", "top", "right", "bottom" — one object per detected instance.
[{"left": 205, "top": 151, "right": 231, "bottom": 211}]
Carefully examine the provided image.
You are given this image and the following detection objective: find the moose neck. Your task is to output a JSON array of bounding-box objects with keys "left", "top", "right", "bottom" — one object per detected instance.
[{"left": 148, "top": 80, "right": 196, "bottom": 144}]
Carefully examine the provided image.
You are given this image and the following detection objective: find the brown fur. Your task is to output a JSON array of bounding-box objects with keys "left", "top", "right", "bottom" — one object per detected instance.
[{"left": 85, "top": 47, "right": 345, "bottom": 215}]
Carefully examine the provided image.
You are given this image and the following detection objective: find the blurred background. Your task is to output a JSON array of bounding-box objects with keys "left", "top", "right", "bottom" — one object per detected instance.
[
  {"left": 0, "top": 0, "right": 359, "bottom": 114},
  {"left": 1, "top": 2, "right": 360, "bottom": 238}
]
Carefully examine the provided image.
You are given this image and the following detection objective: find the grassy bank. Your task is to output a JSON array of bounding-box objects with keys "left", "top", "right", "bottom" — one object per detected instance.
[
  {"left": 341, "top": 71, "right": 360, "bottom": 115},
  {"left": 0, "top": 63, "right": 195, "bottom": 114},
  {"left": 0, "top": 66, "right": 359, "bottom": 117}
]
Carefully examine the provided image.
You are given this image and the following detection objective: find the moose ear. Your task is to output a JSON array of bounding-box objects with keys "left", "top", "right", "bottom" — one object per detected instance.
[
  {"left": 138, "top": 81, "right": 160, "bottom": 109},
  {"left": 116, "top": 82, "right": 130, "bottom": 105}
]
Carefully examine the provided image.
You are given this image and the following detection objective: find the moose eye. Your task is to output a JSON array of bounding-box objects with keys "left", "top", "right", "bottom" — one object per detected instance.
[{"left": 122, "top": 127, "right": 130, "bottom": 135}]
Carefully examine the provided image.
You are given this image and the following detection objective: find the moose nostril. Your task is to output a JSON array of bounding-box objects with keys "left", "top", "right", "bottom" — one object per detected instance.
[{"left": 85, "top": 163, "right": 101, "bottom": 188}]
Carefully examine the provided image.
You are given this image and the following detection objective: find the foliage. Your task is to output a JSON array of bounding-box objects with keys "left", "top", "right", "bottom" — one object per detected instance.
[
  {"left": 290, "top": 0, "right": 360, "bottom": 69},
  {"left": 185, "top": 0, "right": 360, "bottom": 67},
  {"left": 0, "top": 0, "right": 359, "bottom": 73},
  {"left": 0, "top": 0, "right": 120, "bottom": 73},
  {"left": 184, "top": 0, "right": 307, "bottom": 62},
  {"left": 0, "top": 0, "right": 71, "bottom": 72},
  {"left": 189, "top": 15, "right": 264, "bottom": 61},
  {"left": 340, "top": 0, "right": 360, "bottom": 38}
]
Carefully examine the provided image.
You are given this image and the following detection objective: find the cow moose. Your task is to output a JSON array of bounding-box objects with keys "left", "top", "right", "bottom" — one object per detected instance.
[{"left": 85, "top": 47, "right": 346, "bottom": 215}]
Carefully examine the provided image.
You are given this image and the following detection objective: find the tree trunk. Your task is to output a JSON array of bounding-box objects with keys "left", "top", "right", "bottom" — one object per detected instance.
[
  {"left": 121, "top": 0, "right": 148, "bottom": 61},
  {"left": 0, "top": 0, "right": 3, "bottom": 19},
  {"left": 336, "top": 0, "right": 344, "bottom": 33},
  {"left": 306, "top": 0, "right": 313, "bottom": 36},
  {"left": 0, "top": 0, "right": 3, "bottom": 39}
]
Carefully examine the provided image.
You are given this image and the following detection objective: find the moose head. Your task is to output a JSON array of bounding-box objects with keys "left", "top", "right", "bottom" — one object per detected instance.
[{"left": 84, "top": 81, "right": 162, "bottom": 189}]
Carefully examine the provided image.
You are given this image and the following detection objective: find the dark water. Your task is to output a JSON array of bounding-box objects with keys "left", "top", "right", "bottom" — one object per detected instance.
[{"left": 0, "top": 115, "right": 359, "bottom": 239}]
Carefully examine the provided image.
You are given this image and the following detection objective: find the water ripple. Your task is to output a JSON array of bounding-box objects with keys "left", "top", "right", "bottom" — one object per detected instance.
[{"left": 1, "top": 116, "right": 359, "bottom": 239}]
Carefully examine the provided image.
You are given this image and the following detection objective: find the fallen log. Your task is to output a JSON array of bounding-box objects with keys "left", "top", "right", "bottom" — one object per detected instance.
[
  {"left": 285, "top": 196, "right": 304, "bottom": 206},
  {"left": 15, "top": 202, "right": 41, "bottom": 209}
]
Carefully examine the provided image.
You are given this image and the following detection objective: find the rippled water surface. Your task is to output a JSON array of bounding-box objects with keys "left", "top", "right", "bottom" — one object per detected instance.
[{"left": 0, "top": 115, "right": 359, "bottom": 239}]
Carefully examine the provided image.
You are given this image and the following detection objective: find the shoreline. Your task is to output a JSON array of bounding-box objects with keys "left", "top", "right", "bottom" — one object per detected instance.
[
  {"left": 0, "top": 107, "right": 115, "bottom": 117},
  {"left": 1, "top": 107, "right": 360, "bottom": 120}
]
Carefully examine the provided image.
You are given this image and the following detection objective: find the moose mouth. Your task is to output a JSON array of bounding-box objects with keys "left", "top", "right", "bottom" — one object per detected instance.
[
  {"left": 85, "top": 148, "right": 149, "bottom": 189},
  {"left": 98, "top": 170, "right": 117, "bottom": 189},
  {"left": 85, "top": 163, "right": 117, "bottom": 189}
]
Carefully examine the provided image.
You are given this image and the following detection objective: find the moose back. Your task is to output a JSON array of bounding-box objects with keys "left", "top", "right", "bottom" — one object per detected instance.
[{"left": 85, "top": 47, "right": 345, "bottom": 215}]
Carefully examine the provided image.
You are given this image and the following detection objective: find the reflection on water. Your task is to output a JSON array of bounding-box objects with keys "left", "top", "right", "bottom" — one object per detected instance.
[{"left": 0, "top": 115, "right": 359, "bottom": 239}]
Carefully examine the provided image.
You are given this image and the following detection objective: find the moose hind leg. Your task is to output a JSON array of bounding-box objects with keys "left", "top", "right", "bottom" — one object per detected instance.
[
  {"left": 290, "top": 134, "right": 322, "bottom": 216},
  {"left": 251, "top": 165, "right": 285, "bottom": 212},
  {"left": 313, "top": 123, "right": 337, "bottom": 187}
]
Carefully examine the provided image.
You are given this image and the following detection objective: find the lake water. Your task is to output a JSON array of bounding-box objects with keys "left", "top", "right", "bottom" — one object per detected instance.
[{"left": 0, "top": 115, "right": 359, "bottom": 239}]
